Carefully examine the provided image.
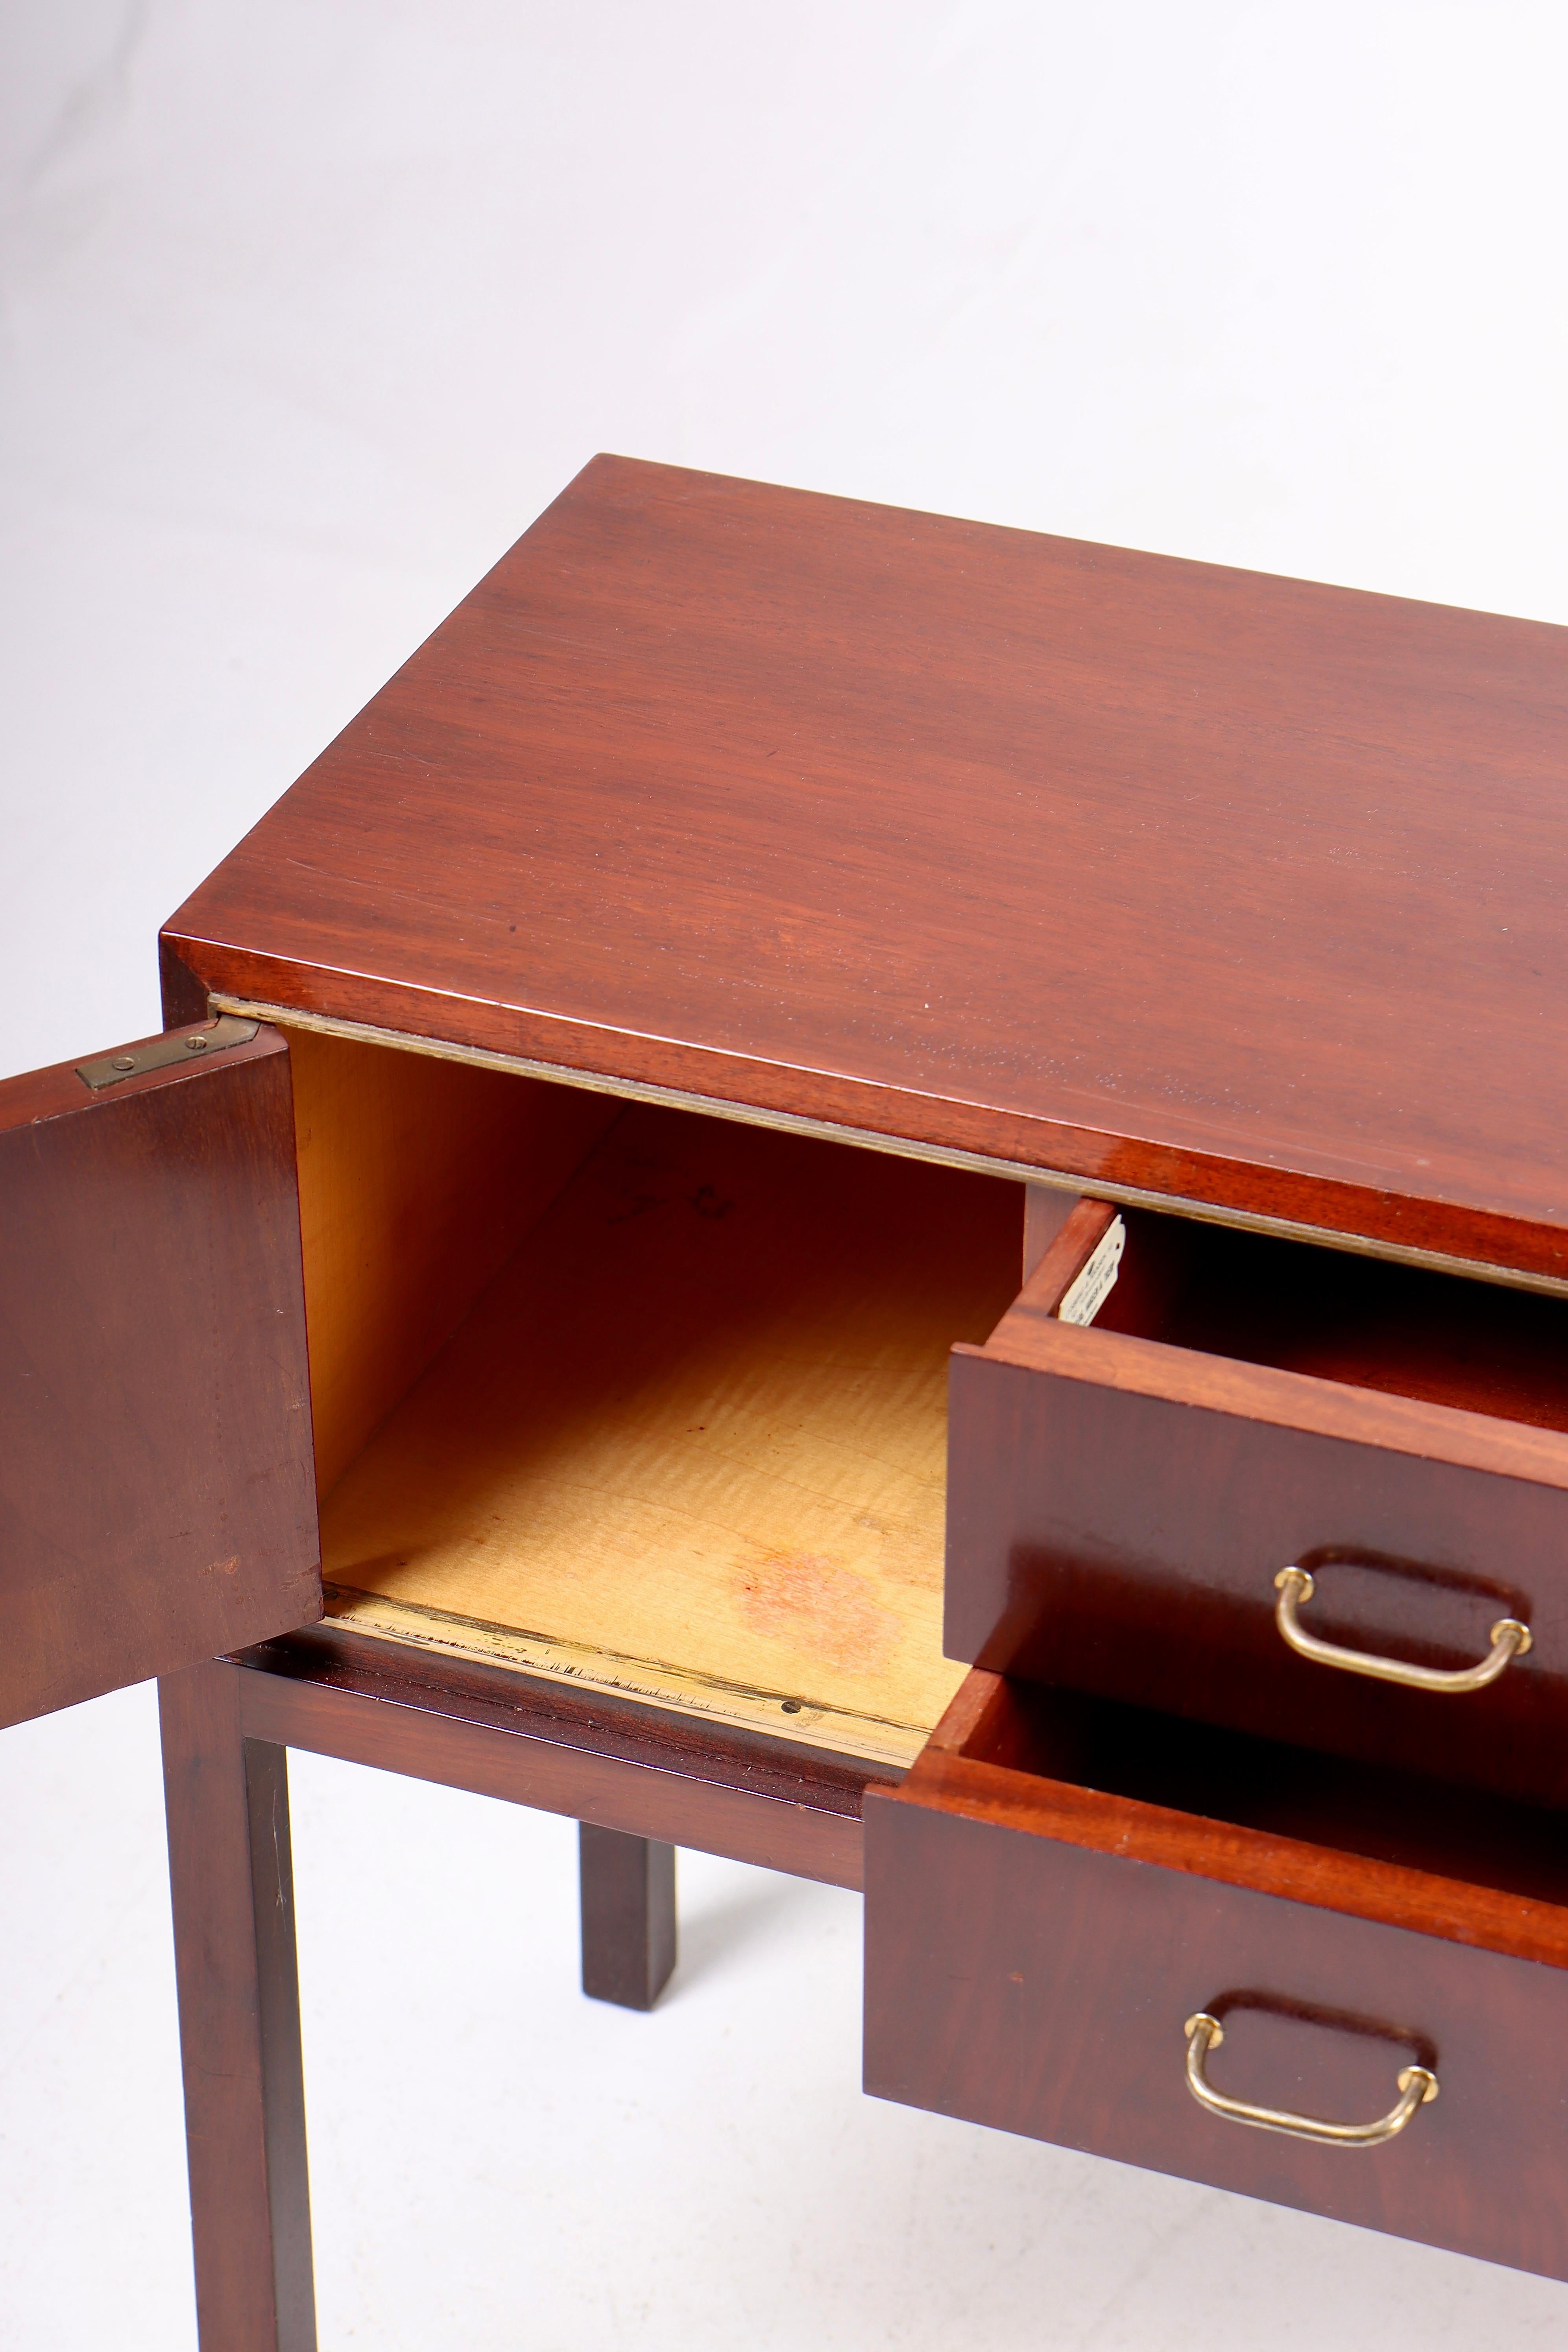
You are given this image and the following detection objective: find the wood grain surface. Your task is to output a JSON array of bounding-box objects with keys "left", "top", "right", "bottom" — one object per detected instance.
[
  {"left": 0, "top": 1022, "right": 321, "bottom": 1728},
  {"left": 316, "top": 1099, "right": 1020, "bottom": 1763},
  {"left": 162, "top": 453, "right": 1568, "bottom": 1285},
  {"left": 865, "top": 1672, "right": 1568, "bottom": 2280},
  {"left": 286, "top": 1022, "right": 615, "bottom": 1496},
  {"left": 578, "top": 1825, "right": 677, "bottom": 2010},
  {"left": 160, "top": 1662, "right": 316, "bottom": 2352},
  {"left": 947, "top": 1207, "right": 1568, "bottom": 1803},
  {"left": 235, "top": 1628, "right": 883, "bottom": 1889},
  {"left": 1020, "top": 1184, "right": 1080, "bottom": 1283}
]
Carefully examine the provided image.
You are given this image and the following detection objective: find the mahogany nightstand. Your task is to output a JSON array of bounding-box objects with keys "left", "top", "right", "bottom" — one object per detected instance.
[{"left": 7, "top": 456, "right": 1568, "bottom": 2346}]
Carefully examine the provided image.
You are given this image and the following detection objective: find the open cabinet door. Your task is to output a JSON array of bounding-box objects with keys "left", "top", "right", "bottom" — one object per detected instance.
[{"left": 1, "top": 1016, "right": 321, "bottom": 1728}]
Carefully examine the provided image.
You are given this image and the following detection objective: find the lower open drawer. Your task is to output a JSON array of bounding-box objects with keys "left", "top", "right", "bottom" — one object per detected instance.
[{"left": 864, "top": 1669, "right": 1568, "bottom": 2280}]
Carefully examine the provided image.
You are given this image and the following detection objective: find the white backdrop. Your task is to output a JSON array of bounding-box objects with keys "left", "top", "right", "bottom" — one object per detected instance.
[{"left": 3, "top": 5, "right": 1568, "bottom": 2345}]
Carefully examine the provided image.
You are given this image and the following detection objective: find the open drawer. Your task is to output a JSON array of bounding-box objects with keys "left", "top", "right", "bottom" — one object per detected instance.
[
  {"left": 864, "top": 1669, "right": 1568, "bottom": 2280},
  {"left": 946, "top": 1199, "right": 1568, "bottom": 1807}
]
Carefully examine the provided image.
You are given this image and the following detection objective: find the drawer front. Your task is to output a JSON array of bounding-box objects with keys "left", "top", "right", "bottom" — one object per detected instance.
[
  {"left": 946, "top": 1323, "right": 1568, "bottom": 1806},
  {"left": 864, "top": 1762, "right": 1568, "bottom": 2280}
]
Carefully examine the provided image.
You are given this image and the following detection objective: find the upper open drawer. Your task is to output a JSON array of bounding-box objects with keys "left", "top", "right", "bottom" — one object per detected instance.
[{"left": 945, "top": 1200, "right": 1568, "bottom": 1807}]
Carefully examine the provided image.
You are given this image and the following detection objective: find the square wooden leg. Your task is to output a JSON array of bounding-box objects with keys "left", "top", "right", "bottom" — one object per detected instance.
[
  {"left": 159, "top": 1660, "right": 316, "bottom": 2352},
  {"left": 578, "top": 1824, "right": 677, "bottom": 2010}
]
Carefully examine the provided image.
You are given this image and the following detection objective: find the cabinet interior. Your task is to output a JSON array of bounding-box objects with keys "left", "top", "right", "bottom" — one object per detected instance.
[
  {"left": 285, "top": 1025, "right": 1023, "bottom": 1763},
  {"left": 1092, "top": 1209, "right": 1568, "bottom": 1433}
]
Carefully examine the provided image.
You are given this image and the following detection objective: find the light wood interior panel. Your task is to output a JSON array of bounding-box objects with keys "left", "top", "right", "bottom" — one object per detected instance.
[
  {"left": 286, "top": 1025, "right": 619, "bottom": 1497},
  {"left": 318, "top": 1100, "right": 1023, "bottom": 1762}
]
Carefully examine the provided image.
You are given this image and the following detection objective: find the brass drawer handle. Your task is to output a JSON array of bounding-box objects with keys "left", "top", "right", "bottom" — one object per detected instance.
[
  {"left": 1183, "top": 2013, "right": 1438, "bottom": 2148},
  {"left": 1273, "top": 1566, "right": 1531, "bottom": 1693}
]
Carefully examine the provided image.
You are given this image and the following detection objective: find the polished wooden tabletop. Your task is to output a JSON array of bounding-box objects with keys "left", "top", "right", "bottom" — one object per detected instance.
[{"left": 164, "top": 455, "right": 1568, "bottom": 1285}]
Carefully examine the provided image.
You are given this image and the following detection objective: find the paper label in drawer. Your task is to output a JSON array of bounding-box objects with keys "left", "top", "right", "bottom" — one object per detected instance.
[{"left": 1058, "top": 1215, "right": 1125, "bottom": 1326}]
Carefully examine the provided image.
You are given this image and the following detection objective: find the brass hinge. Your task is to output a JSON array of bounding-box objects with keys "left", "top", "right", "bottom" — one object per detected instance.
[{"left": 77, "top": 1015, "right": 261, "bottom": 1091}]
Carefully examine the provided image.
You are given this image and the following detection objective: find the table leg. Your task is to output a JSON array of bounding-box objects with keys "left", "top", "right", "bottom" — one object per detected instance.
[
  {"left": 159, "top": 1660, "right": 316, "bottom": 2352},
  {"left": 578, "top": 1823, "right": 677, "bottom": 2010}
]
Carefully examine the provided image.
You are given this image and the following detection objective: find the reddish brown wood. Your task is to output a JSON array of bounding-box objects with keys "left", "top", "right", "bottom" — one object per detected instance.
[
  {"left": 235, "top": 1628, "right": 881, "bottom": 1889},
  {"left": 1020, "top": 1185, "right": 1080, "bottom": 1283},
  {"left": 1019, "top": 1193, "right": 1116, "bottom": 1301},
  {"left": 157, "top": 1623, "right": 883, "bottom": 2348},
  {"left": 946, "top": 1205, "right": 1568, "bottom": 1806},
  {"left": 865, "top": 1674, "right": 1568, "bottom": 2281},
  {"left": 162, "top": 454, "right": 1568, "bottom": 1285},
  {"left": 0, "top": 1022, "right": 321, "bottom": 1728},
  {"left": 159, "top": 936, "right": 211, "bottom": 1028},
  {"left": 1080, "top": 1209, "right": 1568, "bottom": 1429},
  {"left": 913, "top": 1672, "right": 1568, "bottom": 1964},
  {"left": 160, "top": 1661, "right": 316, "bottom": 2352},
  {"left": 105, "top": 456, "right": 1568, "bottom": 2293},
  {"left": 579, "top": 1826, "right": 677, "bottom": 2010}
]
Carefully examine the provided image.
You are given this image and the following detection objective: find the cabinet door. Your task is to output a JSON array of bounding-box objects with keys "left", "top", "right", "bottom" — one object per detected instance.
[{"left": 1, "top": 1017, "right": 321, "bottom": 1729}]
